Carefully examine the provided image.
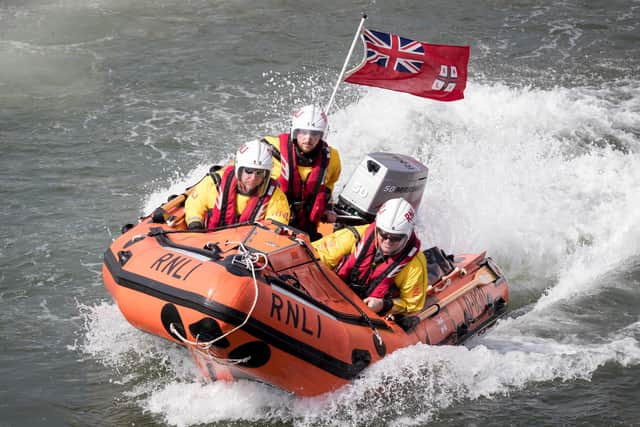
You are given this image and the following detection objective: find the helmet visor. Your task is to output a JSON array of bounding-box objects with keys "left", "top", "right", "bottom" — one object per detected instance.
[
  {"left": 296, "top": 129, "right": 323, "bottom": 138},
  {"left": 376, "top": 228, "right": 406, "bottom": 242},
  {"left": 241, "top": 167, "right": 268, "bottom": 177}
]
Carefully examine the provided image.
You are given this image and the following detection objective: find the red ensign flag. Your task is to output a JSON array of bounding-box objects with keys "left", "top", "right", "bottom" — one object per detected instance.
[{"left": 344, "top": 28, "right": 470, "bottom": 101}]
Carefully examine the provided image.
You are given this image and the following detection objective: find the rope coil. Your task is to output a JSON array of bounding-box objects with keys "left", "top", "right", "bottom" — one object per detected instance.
[{"left": 168, "top": 241, "right": 267, "bottom": 365}]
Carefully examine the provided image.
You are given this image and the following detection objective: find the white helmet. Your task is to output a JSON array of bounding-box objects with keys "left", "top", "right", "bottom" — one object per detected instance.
[
  {"left": 291, "top": 105, "right": 328, "bottom": 139},
  {"left": 376, "top": 198, "right": 416, "bottom": 238},
  {"left": 235, "top": 139, "right": 273, "bottom": 179}
]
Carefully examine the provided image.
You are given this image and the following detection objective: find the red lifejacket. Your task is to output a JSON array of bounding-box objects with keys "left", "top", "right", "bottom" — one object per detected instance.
[
  {"left": 206, "top": 165, "right": 276, "bottom": 229},
  {"left": 277, "top": 133, "right": 330, "bottom": 226},
  {"left": 336, "top": 222, "right": 421, "bottom": 299}
]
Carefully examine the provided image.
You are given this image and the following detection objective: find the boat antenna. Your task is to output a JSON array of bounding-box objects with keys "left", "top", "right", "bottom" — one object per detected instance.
[{"left": 324, "top": 13, "right": 367, "bottom": 115}]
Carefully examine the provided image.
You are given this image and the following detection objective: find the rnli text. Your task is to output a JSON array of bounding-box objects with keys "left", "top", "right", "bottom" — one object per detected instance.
[
  {"left": 270, "top": 293, "right": 321, "bottom": 338},
  {"left": 150, "top": 252, "right": 202, "bottom": 280}
]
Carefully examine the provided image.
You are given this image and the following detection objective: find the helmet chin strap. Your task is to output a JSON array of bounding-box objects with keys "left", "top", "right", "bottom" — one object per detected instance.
[
  {"left": 382, "top": 243, "right": 406, "bottom": 258},
  {"left": 373, "top": 247, "right": 386, "bottom": 264},
  {"left": 294, "top": 139, "right": 321, "bottom": 165},
  {"left": 375, "top": 231, "right": 408, "bottom": 258}
]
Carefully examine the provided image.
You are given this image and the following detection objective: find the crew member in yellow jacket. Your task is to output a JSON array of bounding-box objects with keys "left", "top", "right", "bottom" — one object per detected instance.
[
  {"left": 262, "top": 105, "right": 341, "bottom": 241},
  {"left": 313, "top": 198, "right": 428, "bottom": 315},
  {"left": 184, "top": 140, "right": 290, "bottom": 229}
]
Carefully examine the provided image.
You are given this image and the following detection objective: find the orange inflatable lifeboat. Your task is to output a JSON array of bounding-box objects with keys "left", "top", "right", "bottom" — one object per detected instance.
[{"left": 102, "top": 153, "right": 509, "bottom": 396}]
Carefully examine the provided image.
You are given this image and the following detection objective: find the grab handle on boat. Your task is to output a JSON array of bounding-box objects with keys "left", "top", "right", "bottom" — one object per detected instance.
[
  {"left": 432, "top": 266, "right": 467, "bottom": 293},
  {"left": 416, "top": 266, "right": 496, "bottom": 322}
]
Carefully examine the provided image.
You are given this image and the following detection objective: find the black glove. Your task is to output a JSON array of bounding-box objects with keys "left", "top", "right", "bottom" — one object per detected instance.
[
  {"left": 151, "top": 208, "right": 166, "bottom": 223},
  {"left": 187, "top": 221, "right": 204, "bottom": 230},
  {"left": 395, "top": 315, "right": 420, "bottom": 332},
  {"left": 378, "top": 298, "right": 394, "bottom": 316}
]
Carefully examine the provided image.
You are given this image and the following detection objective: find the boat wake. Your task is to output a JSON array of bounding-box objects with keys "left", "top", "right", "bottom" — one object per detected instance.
[
  {"left": 78, "top": 300, "right": 640, "bottom": 426},
  {"left": 81, "top": 77, "right": 640, "bottom": 426}
]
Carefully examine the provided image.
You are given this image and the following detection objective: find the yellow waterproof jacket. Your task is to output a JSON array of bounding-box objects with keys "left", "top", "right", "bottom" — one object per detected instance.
[
  {"left": 262, "top": 135, "right": 342, "bottom": 197},
  {"left": 184, "top": 168, "right": 291, "bottom": 227},
  {"left": 312, "top": 225, "right": 428, "bottom": 314}
]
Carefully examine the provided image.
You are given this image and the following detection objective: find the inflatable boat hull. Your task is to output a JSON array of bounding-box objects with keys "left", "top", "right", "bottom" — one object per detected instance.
[{"left": 103, "top": 215, "right": 508, "bottom": 396}]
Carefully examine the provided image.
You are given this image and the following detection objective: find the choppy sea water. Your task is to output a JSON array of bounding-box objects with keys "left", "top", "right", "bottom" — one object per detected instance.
[{"left": 1, "top": 1, "right": 639, "bottom": 426}]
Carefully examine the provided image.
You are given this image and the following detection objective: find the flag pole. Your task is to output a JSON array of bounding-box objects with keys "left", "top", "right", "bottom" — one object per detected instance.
[{"left": 324, "top": 13, "right": 367, "bottom": 114}]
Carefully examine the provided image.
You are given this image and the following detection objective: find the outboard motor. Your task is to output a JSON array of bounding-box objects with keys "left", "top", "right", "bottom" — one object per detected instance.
[{"left": 335, "top": 152, "right": 429, "bottom": 224}]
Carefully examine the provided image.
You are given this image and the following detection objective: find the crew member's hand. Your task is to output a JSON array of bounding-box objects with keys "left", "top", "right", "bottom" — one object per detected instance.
[
  {"left": 364, "top": 297, "right": 384, "bottom": 313},
  {"left": 323, "top": 209, "right": 337, "bottom": 223},
  {"left": 187, "top": 221, "right": 204, "bottom": 230}
]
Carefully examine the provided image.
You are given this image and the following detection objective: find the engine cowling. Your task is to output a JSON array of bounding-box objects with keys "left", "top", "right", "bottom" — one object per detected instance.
[{"left": 335, "top": 152, "right": 429, "bottom": 222}]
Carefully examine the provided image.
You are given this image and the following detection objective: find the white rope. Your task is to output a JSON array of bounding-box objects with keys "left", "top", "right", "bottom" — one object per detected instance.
[
  {"left": 170, "top": 324, "right": 252, "bottom": 365},
  {"left": 168, "top": 240, "right": 267, "bottom": 357},
  {"left": 191, "top": 344, "right": 252, "bottom": 366}
]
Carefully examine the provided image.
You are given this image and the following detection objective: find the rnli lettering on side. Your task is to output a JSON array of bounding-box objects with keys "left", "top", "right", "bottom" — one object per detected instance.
[
  {"left": 270, "top": 293, "right": 321, "bottom": 338},
  {"left": 462, "top": 288, "right": 487, "bottom": 317},
  {"left": 435, "top": 316, "right": 448, "bottom": 335},
  {"left": 150, "top": 252, "right": 202, "bottom": 280}
]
